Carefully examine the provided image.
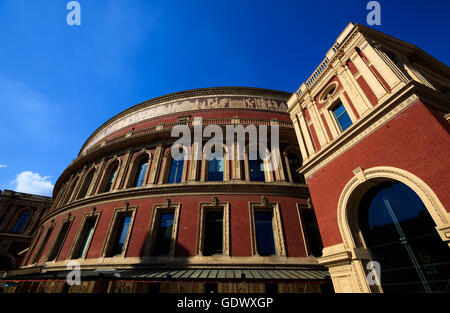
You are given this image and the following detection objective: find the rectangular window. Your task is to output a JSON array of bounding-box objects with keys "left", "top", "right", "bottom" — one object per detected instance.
[
  {"left": 153, "top": 212, "right": 174, "bottom": 256},
  {"left": 110, "top": 214, "right": 132, "bottom": 256},
  {"left": 47, "top": 221, "right": 71, "bottom": 261},
  {"left": 12, "top": 211, "right": 31, "bottom": 233},
  {"left": 254, "top": 211, "right": 276, "bottom": 256},
  {"left": 331, "top": 100, "right": 353, "bottom": 132},
  {"left": 32, "top": 226, "right": 54, "bottom": 264},
  {"left": 299, "top": 206, "right": 323, "bottom": 257},
  {"left": 202, "top": 210, "right": 223, "bottom": 256},
  {"left": 72, "top": 217, "right": 96, "bottom": 259}
]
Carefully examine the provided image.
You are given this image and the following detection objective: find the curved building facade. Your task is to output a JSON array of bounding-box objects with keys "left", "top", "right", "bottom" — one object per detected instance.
[{"left": 10, "top": 87, "right": 330, "bottom": 293}]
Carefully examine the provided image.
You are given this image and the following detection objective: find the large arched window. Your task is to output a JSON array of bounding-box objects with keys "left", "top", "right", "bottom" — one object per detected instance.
[
  {"left": 168, "top": 158, "right": 184, "bottom": 184},
  {"left": 62, "top": 177, "right": 79, "bottom": 206},
  {"left": 77, "top": 170, "right": 95, "bottom": 200},
  {"left": 12, "top": 211, "right": 32, "bottom": 233},
  {"left": 101, "top": 162, "right": 119, "bottom": 193},
  {"left": 131, "top": 156, "right": 149, "bottom": 187},
  {"left": 359, "top": 181, "right": 450, "bottom": 293}
]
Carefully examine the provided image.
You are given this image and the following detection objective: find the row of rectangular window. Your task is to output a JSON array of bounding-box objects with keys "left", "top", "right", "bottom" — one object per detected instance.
[{"left": 30, "top": 203, "right": 322, "bottom": 265}]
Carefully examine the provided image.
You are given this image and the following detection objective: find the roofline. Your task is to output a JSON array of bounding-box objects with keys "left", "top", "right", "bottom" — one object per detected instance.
[{"left": 78, "top": 86, "right": 293, "bottom": 156}]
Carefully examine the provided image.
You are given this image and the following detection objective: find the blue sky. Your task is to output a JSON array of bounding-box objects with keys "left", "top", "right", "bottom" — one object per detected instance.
[{"left": 0, "top": 0, "right": 449, "bottom": 196}]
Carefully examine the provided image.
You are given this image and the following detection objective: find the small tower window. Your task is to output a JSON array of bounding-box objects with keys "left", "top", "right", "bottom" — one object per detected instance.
[{"left": 331, "top": 100, "right": 353, "bottom": 132}]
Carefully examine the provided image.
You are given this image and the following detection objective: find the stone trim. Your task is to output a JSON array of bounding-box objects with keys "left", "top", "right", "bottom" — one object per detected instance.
[
  {"left": 301, "top": 91, "right": 419, "bottom": 178},
  {"left": 123, "top": 149, "right": 153, "bottom": 188},
  {"left": 326, "top": 165, "right": 450, "bottom": 293},
  {"left": 68, "top": 209, "right": 101, "bottom": 260},
  {"left": 100, "top": 203, "right": 137, "bottom": 258},
  {"left": 44, "top": 214, "right": 75, "bottom": 263},
  {"left": 248, "top": 197, "right": 286, "bottom": 257},
  {"left": 196, "top": 197, "right": 230, "bottom": 257}
]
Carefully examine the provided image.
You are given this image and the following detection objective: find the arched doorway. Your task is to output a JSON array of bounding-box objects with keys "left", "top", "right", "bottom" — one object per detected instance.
[{"left": 359, "top": 181, "right": 450, "bottom": 292}]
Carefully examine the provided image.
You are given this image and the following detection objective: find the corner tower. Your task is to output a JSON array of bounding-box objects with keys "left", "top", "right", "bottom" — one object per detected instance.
[{"left": 287, "top": 23, "right": 450, "bottom": 293}]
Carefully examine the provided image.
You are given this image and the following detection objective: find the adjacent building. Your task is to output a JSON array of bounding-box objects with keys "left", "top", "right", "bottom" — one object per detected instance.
[
  {"left": 287, "top": 23, "right": 450, "bottom": 292},
  {"left": 0, "top": 190, "right": 52, "bottom": 272}
]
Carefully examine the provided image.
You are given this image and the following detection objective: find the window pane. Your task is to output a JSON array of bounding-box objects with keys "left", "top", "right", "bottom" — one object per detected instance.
[
  {"left": 300, "top": 208, "right": 323, "bottom": 257},
  {"left": 287, "top": 153, "right": 305, "bottom": 184},
  {"left": 332, "top": 102, "right": 353, "bottom": 132},
  {"left": 254, "top": 211, "right": 276, "bottom": 256},
  {"left": 111, "top": 215, "right": 132, "bottom": 256},
  {"left": 168, "top": 159, "right": 183, "bottom": 184},
  {"left": 12, "top": 211, "right": 31, "bottom": 233},
  {"left": 47, "top": 222, "right": 71, "bottom": 261},
  {"left": 78, "top": 171, "right": 94, "bottom": 199},
  {"left": 203, "top": 211, "right": 223, "bottom": 256},
  {"left": 249, "top": 158, "right": 265, "bottom": 182},
  {"left": 153, "top": 213, "right": 174, "bottom": 255},
  {"left": 359, "top": 182, "right": 450, "bottom": 292},
  {"left": 134, "top": 158, "right": 148, "bottom": 187},
  {"left": 105, "top": 165, "right": 118, "bottom": 192},
  {"left": 208, "top": 158, "right": 224, "bottom": 182},
  {"left": 76, "top": 219, "right": 96, "bottom": 259}
]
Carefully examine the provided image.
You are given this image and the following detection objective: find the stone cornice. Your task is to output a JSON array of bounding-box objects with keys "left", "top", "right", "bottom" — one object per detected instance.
[{"left": 79, "top": 87, "right": 292, "bottom": 156}]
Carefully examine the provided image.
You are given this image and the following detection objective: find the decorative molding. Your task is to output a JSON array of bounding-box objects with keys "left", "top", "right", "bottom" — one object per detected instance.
[{"left": 303, "top": 92, "right": 420, "bottom": 178}]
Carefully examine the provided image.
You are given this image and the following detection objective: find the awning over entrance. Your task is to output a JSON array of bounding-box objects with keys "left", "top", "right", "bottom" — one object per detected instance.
[{"left": 4, "top": 267, "right": 330, "bottom": 282}]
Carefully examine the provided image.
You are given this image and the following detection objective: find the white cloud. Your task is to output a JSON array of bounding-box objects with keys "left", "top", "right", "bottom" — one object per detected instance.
[
  {"left": 12, "top": 171, "right": 54, "bottom": 197},
  {"left": 0, "top": 164, "right": 6, "bottom": 168}
]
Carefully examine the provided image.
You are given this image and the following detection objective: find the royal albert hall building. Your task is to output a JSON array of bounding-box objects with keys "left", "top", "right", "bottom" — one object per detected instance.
[
  {"left": 2, "top": 23, "right": 450, "bottom": 294},
  {"left": 7, "top": 86, "right": 330, "bottom": 293}
]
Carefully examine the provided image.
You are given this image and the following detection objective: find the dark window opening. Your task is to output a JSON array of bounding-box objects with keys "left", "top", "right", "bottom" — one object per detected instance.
[
  {"left": 103, "top": 164, "right": 118, "bottom": 192},
  {"left": 133, "top": 157, "right": 148, "bottom": 187},
  {"left": 203, "top": 210, "right": 223, "bottom": 256},
  {"left": 148, "top": 283, "right": 160, "bottom": 294},
  {"left": 153, "top": 212, "right": 174, "bottom": 256},
  {"left": 32, "top": 226, "right": 54, "bottom": 264},
  {"left": 287, "top": 153, "right": 305, "bottom": 184},
  {"left": 205, "top": 283, "right": 218, "bottom": 294},
  {"left": 110, "top": 214, "right": 132, "bottom": 257},
  {"left": 47, "top": 222, "right": 71, "bottom": 261},
  {"left": 72, "top": 217, "right": 96, "bottom": 259},
  {"left": 12, "top": 211, "right": 31, "bottom": 233},
  {"left": 265, "top": 283, "right": 278, "bottom": 294},
  {"left": 77, "top": 171, "right": 94, "bottom": 199},
  {"left": 254, "top": 211, "right": 276, "bottom": 256},
  {"left": 299, "top": 206, "right": 323, "bottom": 257}
]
